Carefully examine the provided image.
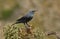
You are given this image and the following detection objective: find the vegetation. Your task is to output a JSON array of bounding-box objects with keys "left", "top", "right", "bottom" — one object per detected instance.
[{"left": 0, "top": 0, "right": 60, "bottom": 39}]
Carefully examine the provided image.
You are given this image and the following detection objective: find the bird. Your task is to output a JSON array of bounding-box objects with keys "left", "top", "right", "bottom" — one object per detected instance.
[{"left": 11, "top": 9, "right": 36, "bottom": 26}]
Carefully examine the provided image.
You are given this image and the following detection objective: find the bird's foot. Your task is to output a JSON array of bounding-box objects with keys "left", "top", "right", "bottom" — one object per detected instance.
[{"left": 30, "top": 24, "right": 32, "bottom": 26}]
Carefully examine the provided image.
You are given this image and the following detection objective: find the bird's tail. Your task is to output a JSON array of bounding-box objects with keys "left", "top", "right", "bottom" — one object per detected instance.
[{"left": 11, "top": 22, "right": 18, "bottom": 26}]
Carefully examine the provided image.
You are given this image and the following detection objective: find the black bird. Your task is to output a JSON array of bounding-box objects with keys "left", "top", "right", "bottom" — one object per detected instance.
[{"left": 11, "top": 10, "right": 36, "bottom": 26}]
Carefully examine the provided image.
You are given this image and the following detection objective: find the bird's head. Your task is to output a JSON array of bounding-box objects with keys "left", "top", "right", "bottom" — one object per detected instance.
[
  {"left": 29, "top": 9, "right": 37, "bottom": 14},
  {"left": 26, "top": 9, "right": 37, "bottom": 17},
  {"left": 31, "top": 10, "right": 36, "bottom": 12}
]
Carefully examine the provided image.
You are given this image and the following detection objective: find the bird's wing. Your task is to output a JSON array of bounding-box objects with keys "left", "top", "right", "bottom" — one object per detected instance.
[{"left": 16, "top": 16, "right": 26, "bottom": 21}]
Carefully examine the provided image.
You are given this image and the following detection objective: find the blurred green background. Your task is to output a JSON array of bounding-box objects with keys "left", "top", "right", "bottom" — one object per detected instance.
[{"left": 0, "top": 0, "right": 60, "bottom": 39}]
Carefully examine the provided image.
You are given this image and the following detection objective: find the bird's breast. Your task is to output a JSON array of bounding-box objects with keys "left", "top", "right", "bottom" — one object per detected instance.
[{"left": 26, "top": 17, "right": 33, "bottom": 22}]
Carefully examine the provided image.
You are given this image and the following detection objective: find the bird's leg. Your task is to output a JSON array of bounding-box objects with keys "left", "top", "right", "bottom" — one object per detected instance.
[
  {"left": 24, "top": 23, "right": 32, "bottom": 34},
  {"left": 24, "top": 23, "right": 31, "bottom": 29},
  {"left": 24, "top": 23, "right": 27, "bottom": 28},
  {"left": 26, "top": 23, "right": 32, "bottom": 29},
  {"left": 26, "top": 23, "right": 32, "bottom": 27},
  {"left": 26, "top": 23, "right": 30, "bottom": 27}
]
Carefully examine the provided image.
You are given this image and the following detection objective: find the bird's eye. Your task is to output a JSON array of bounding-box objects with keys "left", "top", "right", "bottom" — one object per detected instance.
[{"left": 32, "top": 11, "right": 35, "bottom": 12}]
